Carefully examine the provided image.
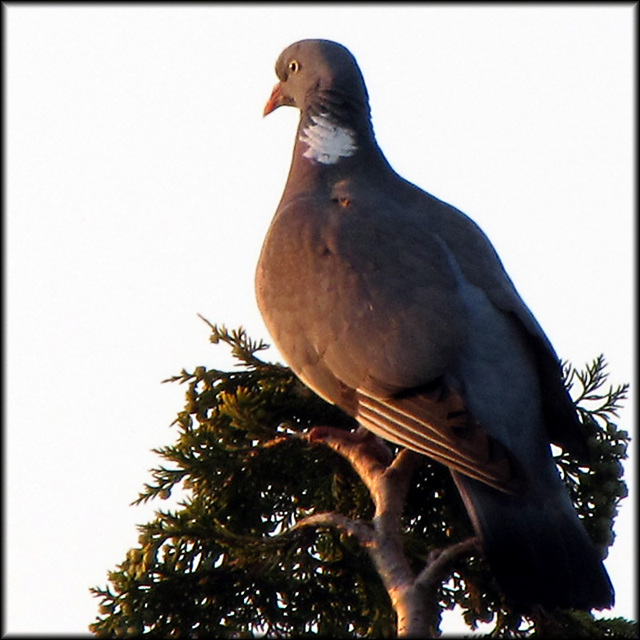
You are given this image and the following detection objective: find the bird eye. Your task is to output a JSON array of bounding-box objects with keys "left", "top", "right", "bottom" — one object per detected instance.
[{"left": 288, "top": 60, "right": 300, "bottom": 74}]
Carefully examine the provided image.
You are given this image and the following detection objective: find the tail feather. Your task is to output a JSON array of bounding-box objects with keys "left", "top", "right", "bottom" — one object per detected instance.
[{"left": 453, "top": 471, "right": 614, "bottom": 610}]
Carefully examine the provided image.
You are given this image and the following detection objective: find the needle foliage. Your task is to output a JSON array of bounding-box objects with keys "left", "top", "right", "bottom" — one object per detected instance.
[{"left": 90, "top": 322, "right": 634, "bottom": 637}]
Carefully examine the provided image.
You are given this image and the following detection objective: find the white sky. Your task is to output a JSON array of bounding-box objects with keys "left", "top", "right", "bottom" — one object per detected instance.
[{"left": 5, "top": 4, "right": 635, "bottom": 635}]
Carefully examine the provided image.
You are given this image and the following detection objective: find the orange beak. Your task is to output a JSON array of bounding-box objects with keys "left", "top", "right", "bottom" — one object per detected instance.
[{"left": 263, "top": 82, "right": 284, "bottom": 117}]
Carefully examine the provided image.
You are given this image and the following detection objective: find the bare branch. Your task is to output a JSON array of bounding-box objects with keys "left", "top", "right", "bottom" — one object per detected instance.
[
  {"left": 387, "top": 448, "right": 423, "bottom": 477},
  {"left": 292, "top": 511, "right": 375, "bottom": 546},
  {"left": 416, "top": 536, "right": 480, "bottom": 592}
]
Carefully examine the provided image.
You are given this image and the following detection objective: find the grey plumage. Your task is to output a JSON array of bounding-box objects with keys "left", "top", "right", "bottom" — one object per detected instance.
[{"left": 256, "top": 39, "right": 613, "bottom": 610}]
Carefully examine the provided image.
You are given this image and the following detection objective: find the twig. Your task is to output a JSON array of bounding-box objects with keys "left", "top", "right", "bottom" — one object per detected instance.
[
  {"left": 416, "top": 536, "right": 480, "bottom": 592},
  {"left": 292, "top": 511, "right": 375, "bottom": 546}
]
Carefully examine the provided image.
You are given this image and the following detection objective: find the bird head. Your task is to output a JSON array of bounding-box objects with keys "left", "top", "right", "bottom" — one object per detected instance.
[{"left": 263, "top": 39, "right": 369, "bottom": 117}]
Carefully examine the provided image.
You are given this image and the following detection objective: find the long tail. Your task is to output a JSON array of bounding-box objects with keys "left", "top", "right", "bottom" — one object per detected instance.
[{"left": 452, "top": 471, "right": 614, "bottom": 610}]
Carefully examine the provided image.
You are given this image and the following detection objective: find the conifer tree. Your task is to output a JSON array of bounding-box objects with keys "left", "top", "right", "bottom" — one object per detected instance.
[{"left": 90, "top": 321, "right": 635, "bottom": 637}]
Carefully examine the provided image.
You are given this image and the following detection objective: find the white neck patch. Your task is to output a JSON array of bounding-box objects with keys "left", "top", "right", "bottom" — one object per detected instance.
[{"left": 299, "top": 114, "right": 357, "bottom": 165}]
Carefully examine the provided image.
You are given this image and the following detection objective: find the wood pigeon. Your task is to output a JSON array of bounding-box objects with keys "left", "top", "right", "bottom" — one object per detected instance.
[{"left": 256, "top": 39, "right": 614, "bottom": 611}]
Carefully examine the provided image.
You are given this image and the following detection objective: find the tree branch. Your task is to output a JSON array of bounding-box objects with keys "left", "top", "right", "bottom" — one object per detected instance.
[
  {"left": 307, "top": 425, "right": 394, "bottom": 475},
  {"left": 307, "top": 426, "right": 438, "bottom": 636},
  {"left": 416, "top": 536, "right": 480, "bottom": 592},
  {"left": 291, "top": 511, "right": 375, "bottom": 546}
]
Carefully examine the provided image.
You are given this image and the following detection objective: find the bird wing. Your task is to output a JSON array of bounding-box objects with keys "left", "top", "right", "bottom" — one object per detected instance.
[
  {"left": 411, "top": 187, "right": 586, "bottom": 460},
  {"left": 257, "top": 186, "right": 530, "bottom": 492}
]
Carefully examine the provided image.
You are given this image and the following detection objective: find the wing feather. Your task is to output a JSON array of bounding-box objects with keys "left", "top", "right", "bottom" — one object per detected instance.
[{"left": 356, "top": 385, "right": 520, "bottom": 493}]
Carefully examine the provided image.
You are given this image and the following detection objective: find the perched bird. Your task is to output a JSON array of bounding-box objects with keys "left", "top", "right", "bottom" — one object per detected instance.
[{"left": 255, "top": 39, "right": 614, "bottom": 610}]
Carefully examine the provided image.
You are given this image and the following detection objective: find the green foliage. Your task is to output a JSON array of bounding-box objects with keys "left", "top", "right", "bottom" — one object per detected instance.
[
  {"left": 529, "top": 610, "right": 638, "bottom": 638},
  {"left": 90, "top": 324, "right": 633, "bottom": 637},
  {"left": 556, "top": 357, "right": 630, "bottom": 553}
]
